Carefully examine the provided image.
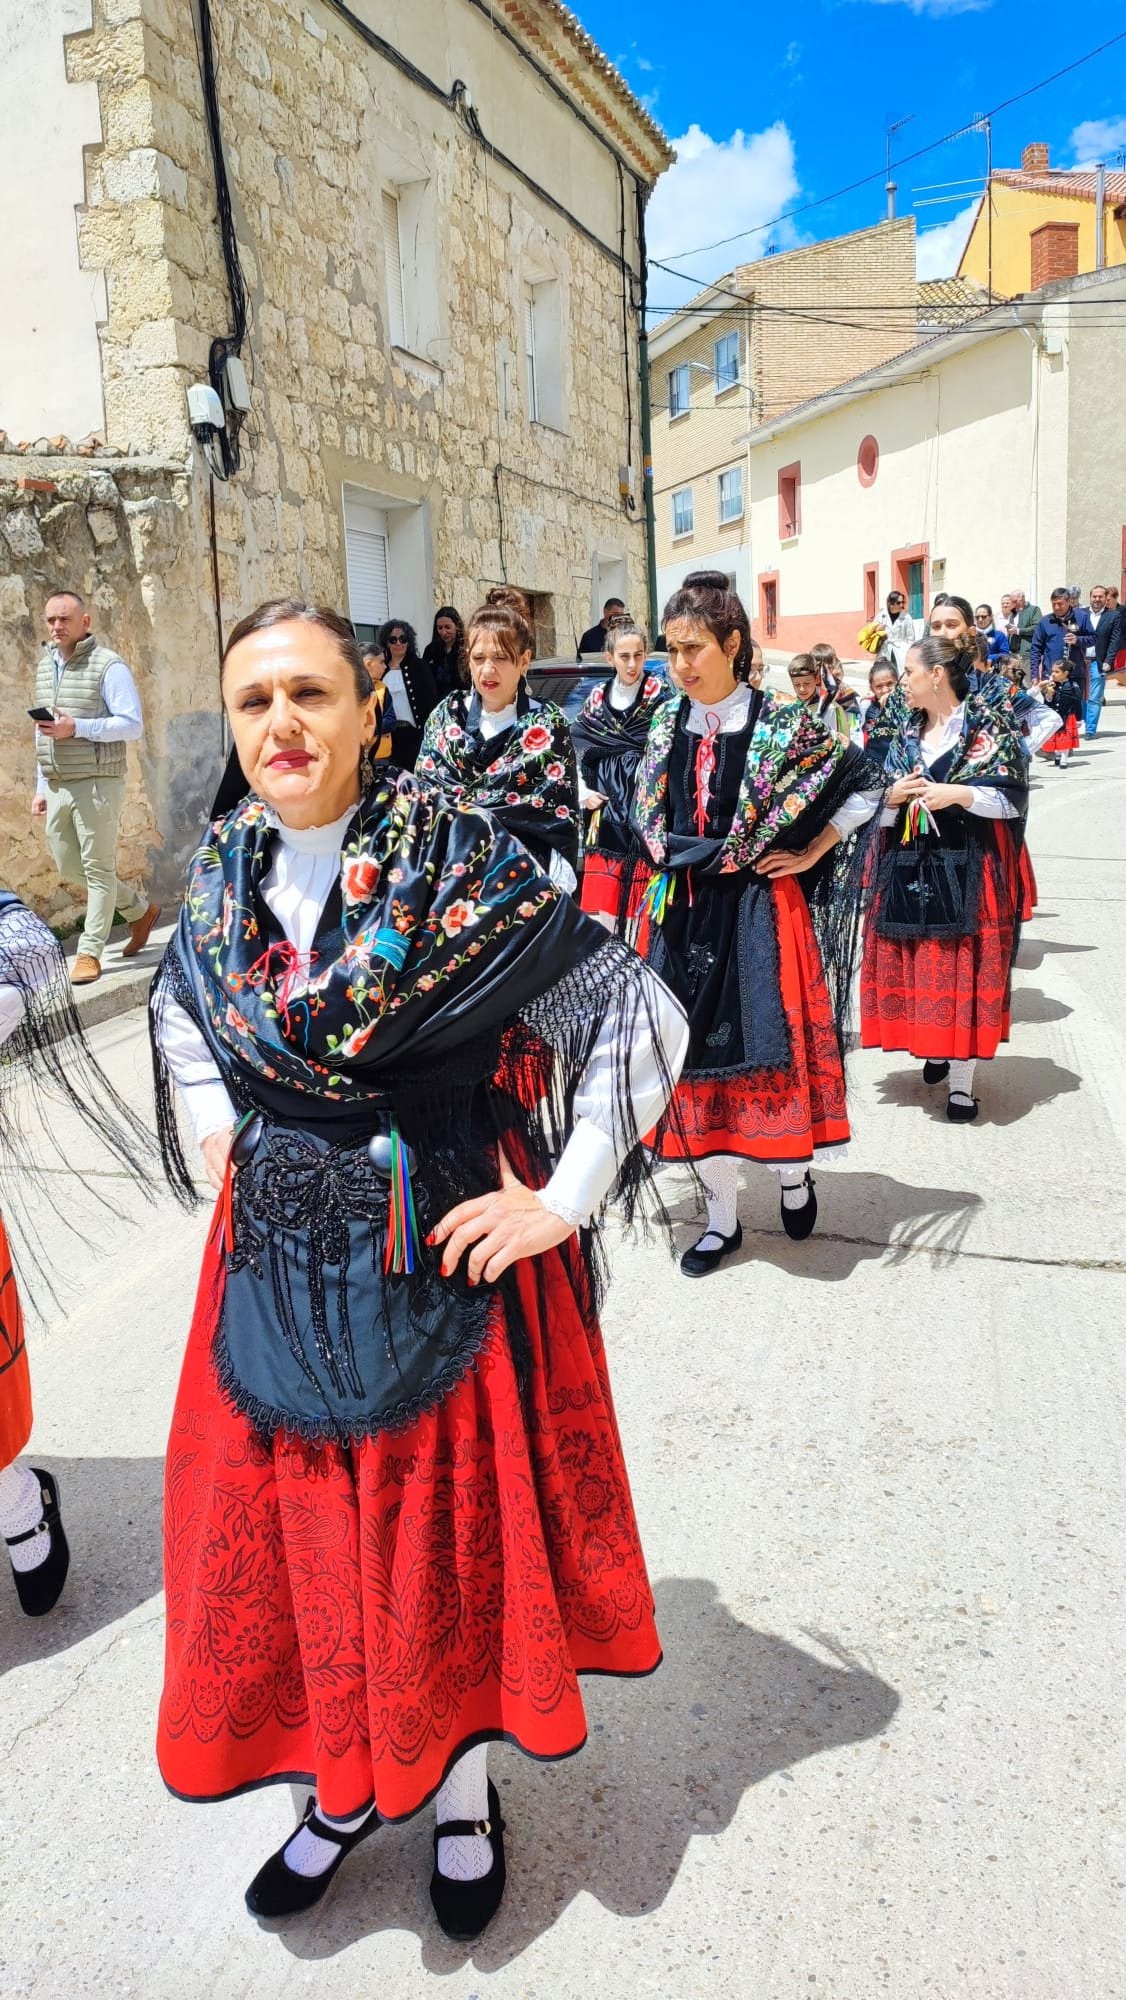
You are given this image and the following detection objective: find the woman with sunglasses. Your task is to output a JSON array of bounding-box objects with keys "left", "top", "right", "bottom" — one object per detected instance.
[{"left": 377, "top": 618, "right": 439, "bottom": 768}]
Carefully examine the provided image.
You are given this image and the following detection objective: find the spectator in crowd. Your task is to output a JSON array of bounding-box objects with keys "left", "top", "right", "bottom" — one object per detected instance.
[
  {"left": 747, "top": 640, "right": 766, "bottom": 690},
  {"left": 974, "top": 605, "right": 1011, "bottom": 662},
  {"left": 788, "top": 647, "right": 860, "bottom": 739},
  {"left": 997, "top": 594, "right": 1017, "bottom": 639},
  {"left": 1083, "top": 584, "right": 1114, "bottom": 738},
  {"left": 874, "top": 589, "right": 921, "bottom": 670},
  {"left": 1010, "top": 591, "right": 1042, "bottom": 661},
  {"left": 30, "top": 590, "right": 159, "bottom": 987},
  {"left": 360, "top": 645, "right": 397, "bottom": 762},
  {"left": 1028, "top": 588, "right": 1089, "bottom": 684},
  {"left": 577, "top": 597, "right": 627, "bottom": 660},
  {"left": 1097, "top": 585, "right": 1125, "bottom": 681},
  {"left": 421, "top": 606, "right": 466, "bottom": 700},
  {"left": 377, "top": 618, "right": 439, "bottom": 767}
]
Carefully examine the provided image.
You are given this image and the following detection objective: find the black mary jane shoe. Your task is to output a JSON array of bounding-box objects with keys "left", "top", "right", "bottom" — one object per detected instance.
[
  {"left": 923, "top": 1059, "right": 950, "bottom": 1086},
  {"left": 429, "top": 1779, "right": 507, "bottom": 1942},
  {"left": 6, "top": 1467, "right": 70, "bottom": 1617},
  {"left": 245, "top": 1797, "right": 380, "bottom": 1919},
  {"left": 679, "top": 1220, "right": 743, "bottom": 1278},
  {"left": 780, "top": 1172, "right": 818, "bottom": 1242},
  {"left": 946, "top": 1093, "right": 980, "bottom": 1124}
]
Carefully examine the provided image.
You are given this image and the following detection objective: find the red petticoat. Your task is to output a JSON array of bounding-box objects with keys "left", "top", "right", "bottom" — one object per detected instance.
[
  {"left": 860, "top": 838, "right": 1017, "bottom": 1061},
  {"left": 1017, "top": 838, "right": 1038, "bottom": 921},
  {"left": 579, "top": 851, "right": 647, "bottom": 924},
  {"left": 0, "top": 1213, "right": 32, "bottom": 1469},
  {"left": 159, "top": 1219, "right": 660, "bottom": 1821},
  {"left": 1039, "top": 714, "right": 1079, "bottom": 754},
  {"left": 652, "top": 876, "right": 850, "bottom": 1165}
]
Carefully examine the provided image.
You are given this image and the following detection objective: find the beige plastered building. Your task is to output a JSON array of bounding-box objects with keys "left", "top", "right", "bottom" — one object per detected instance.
[
  {"left": 648, "top": 220, "right": 918, "bottom": 619},
  {"left": 0, "top": 0, "right": 671, "bottom": 913},
  {"left": 742, "top": 267, "right": 1126, "bottom": 660}
]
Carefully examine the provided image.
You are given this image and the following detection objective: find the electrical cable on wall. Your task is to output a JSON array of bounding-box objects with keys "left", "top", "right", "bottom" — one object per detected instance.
[{"left": 192, "top": 0, "right": 252, "bottom": 479}]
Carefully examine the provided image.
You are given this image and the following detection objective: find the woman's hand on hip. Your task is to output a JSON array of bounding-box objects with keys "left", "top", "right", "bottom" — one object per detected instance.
[
  {"left": 200, "top": 1125, "right": 234, "bottom": 1193},
  {"left": 431, "top": 1147, "right": 575, "bottom": 1284}
]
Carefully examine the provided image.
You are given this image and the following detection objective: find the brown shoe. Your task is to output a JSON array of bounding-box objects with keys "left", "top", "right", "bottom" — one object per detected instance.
[
  {"left": 122, "top": 901, "right": 161, "bottom": 958},
  {"left": 70, "top": 954, "right": 102, "bottom": 986}
]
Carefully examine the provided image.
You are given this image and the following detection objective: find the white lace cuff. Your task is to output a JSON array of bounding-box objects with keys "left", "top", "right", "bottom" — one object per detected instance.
[{"left": 535, "top": 1186, "right": 586, "bottom": 1231}]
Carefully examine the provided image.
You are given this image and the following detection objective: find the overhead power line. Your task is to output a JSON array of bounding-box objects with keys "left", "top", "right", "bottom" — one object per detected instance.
[{"left": 655, "top": 29, "right": 1126, "bottom": 269}]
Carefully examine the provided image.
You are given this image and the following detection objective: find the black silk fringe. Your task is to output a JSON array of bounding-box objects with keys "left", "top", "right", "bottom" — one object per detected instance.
[{"left": 0, "top": 901, "right": 157, "bottom": 1304}]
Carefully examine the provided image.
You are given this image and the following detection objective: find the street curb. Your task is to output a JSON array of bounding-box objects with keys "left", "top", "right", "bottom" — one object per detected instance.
[{"left": 67, "top": 914, "right": 177, "bottom": 1033}]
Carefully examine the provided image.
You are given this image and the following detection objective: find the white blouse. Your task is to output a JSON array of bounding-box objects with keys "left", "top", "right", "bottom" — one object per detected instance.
[{"left": 156, "top": 805, "right": 688, "bottom": 1227}]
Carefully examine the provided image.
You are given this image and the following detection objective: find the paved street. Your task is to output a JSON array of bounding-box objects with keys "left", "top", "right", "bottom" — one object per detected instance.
[{"left": 3, "top": 714, "right": 1124, "bottom": 2000}]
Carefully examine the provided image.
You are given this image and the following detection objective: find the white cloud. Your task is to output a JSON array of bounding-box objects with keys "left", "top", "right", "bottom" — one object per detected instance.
[
  {"left": 851, "top": 0, "right": 991, "bottom": 13},
  {"left": 915, "top": 199, "right": 978, "bottom": 279},
  {"left": 1069, "top": 117, "right": 1126, "bottom": 166},
  {"left": 646, "top": 122, "right": 801, "bottom": 310}
]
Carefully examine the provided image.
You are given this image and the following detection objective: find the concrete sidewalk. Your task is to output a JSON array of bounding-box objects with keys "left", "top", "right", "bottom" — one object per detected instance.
[{"left": 63, "top": 911, "right": 177, "bottom": 1030}]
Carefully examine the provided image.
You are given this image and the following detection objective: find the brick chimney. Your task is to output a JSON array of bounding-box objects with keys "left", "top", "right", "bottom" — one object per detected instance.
[
  {"left": 1030, "top": 220, "right": 1079, "bottom": 290},
  {"left": 1022, "top": 142, "right": 1050, "bottom": 174}
]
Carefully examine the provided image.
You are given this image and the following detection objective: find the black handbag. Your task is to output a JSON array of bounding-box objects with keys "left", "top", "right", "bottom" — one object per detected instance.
[{"left": 877, "top": 837, "right": 979, "bottom": 939}]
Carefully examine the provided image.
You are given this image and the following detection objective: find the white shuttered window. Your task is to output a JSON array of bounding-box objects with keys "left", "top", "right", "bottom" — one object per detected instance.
[
  {"left": 382, "top": 188, "right": 406, "bottom": 350},
  {"left": 343, "top": 493, "right": 390, "bottom": 628},
  {"left": 524, "top": 290, "right": 540, "bottom": 423}
]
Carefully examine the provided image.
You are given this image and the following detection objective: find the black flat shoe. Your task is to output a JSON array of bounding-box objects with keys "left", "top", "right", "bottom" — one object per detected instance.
[
  {"left": 780, "top": 1172, "right": 818, "bottom": 1241},
  {"left": 430, "top": 1779, "right": 507, "bottom": 1941},
  {"left": 923, "top": 1059, "right": 950, "bottom": 1085},
  {"left": 6, "top": 1468, "right": 70, "bottom": 1617},
  {"left": 245, "top": 1797, "right": 379, "bottom": 1918},
  {"left": 946, "top": 1094, "right": 980, "bottom": 1124},
  {"left": 680, "top": 1220, "right": 743, "bottom": 1277}
]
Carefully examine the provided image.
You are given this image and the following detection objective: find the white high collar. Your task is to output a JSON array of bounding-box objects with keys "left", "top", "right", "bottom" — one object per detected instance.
[
  {"left": 685, "top": 681, "right": 752, "bottom": 735},
  {"left": 264, "top": 800, "right": 360, "bottom": 854}
]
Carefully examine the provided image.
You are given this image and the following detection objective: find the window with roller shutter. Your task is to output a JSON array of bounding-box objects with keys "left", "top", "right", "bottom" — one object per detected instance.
[{"left": 344, "top": 494, "right": 390, "bottom": 635}]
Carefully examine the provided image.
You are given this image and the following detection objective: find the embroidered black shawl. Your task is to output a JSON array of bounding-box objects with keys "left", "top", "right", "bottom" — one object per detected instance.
[
  {"left": 417, "top": 685, "right": 580, "bottom": 872},
  {"left": 571, "top": 672, "right": 670, "bottom": 857}
]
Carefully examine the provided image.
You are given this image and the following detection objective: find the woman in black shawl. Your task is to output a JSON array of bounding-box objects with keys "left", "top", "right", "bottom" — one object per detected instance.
[
  {"left": 150, "top": 600, "right": 687, "bottom": 1935},
  {"left": 421, "top": 604, "right": 466, "bottom": 699},
  {"left": 860, "top": 636, "right": 1028, "bottom": 1122},
  {"left": 623, "top": 573, "right": 880, "bottom": 1274},
  {"left": 417, "top": 586, "right": 580, "bottom": 889},
  {"left": 571, "top": 617, "right": 669, "bottom": 928}
]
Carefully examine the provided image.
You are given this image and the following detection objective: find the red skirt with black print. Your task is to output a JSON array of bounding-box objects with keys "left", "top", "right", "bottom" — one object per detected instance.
[
  {"left": 158, "top": 1219, "right": 659, "bottom": 1822},
  {"left": 650, "top": 876, "right": 850, "bottom": 1165},
  {"left": 860, "top": 836, "right": 1018, "bottom": 1062},
  {"left": 0, "top": 1213, "right": 32, "bottom": 1469},
  {"left": 1039, "top": 714, "right": 1080, "bottom": 755}
]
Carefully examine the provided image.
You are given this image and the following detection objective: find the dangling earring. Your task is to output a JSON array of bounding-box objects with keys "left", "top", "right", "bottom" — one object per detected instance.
[{"left": 360, "top": 743, "right": 375, "bottom": 790}]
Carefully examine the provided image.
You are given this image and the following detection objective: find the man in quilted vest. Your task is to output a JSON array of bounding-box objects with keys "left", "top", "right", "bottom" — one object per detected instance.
[{"left": 30, "top": 591, "right": 159, "bottom": 985}]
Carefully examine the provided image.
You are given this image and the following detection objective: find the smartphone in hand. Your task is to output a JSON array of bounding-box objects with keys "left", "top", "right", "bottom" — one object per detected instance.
[{"left": 28, "top": 707, "right": 56, "bottom": 723}]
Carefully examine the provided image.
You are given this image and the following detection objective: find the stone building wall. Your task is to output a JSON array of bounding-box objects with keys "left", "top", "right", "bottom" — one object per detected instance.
[{"left": 0, "top": 0, "right": 666, "bottom": 908}]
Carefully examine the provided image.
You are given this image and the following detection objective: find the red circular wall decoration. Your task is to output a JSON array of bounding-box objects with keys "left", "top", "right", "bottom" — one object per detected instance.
[{"left": 857, "top": 434, "right": 879, "bottom": 486}]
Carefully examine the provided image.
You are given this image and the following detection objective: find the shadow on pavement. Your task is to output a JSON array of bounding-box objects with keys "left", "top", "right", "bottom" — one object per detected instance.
[
  {"left": 665, "top": 1168, "right": 982, "bottom": 1280},
  {"left": 0, "top": 1454, "right": 164, "bottom": 1673},
  {"left": 272, "top": 1576, "right": 899, "bottom": 1970},
  {"left": 1009, "top": 986, "right": 1073, "bottom": 1025},
  {"left": 1016, "top": 937, "right": 1097, "bottom": 970},
  {"left": 872, "top": 1054, "right": 1081, "bottom": 1127}
]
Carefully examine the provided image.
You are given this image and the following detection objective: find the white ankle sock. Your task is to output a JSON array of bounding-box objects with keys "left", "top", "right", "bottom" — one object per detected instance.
[
  {"left": 0, "top": 1462, "right": 51, "bottom": 1576},
  {"left": 436, "top": 1744, "right": 491, "bottom": 1883},
  {"left": 283, "top": 1798, "right": 376, "bottom": 1878},
  {"left": 1057, "top": 750, "right": 1070, "bottom": 767},
  {"left": 948, "top": 1058, "right": 976, "bottom": 1103},
  {"left": 697, "top": 1155, "right": 739, "bottom": 1249}
]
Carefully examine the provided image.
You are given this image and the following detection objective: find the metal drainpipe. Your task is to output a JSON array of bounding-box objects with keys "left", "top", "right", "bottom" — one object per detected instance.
[
  {"left": 635, "top": 182, "right": 660, "bottom": 642},
  {"left": 1095, "top": 162, "right": 1106, "bottom": 271}
]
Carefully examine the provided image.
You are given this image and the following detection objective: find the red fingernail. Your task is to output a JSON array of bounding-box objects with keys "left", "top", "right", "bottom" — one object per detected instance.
[
  {"left": 468, "top": 1276, "right": 478, "bottom": 1287},
  {"left": 425, "top": 1231, "right": 436, "bottom": 1246}
]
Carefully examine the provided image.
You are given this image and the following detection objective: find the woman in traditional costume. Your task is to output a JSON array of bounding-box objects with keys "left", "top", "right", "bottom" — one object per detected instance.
[
  {"left": 150, "top": 599, "right": 687, "bottom": 1934},
  {"left": 929, "top": 596, "right": 1041, "bottom": 921},
  {"left": 623, "top": 572, "right": 878, "bottom": 1276},
  {"left": 571, "top": 618, "right": 669, "bottom": 929},
  {"left": 860, "top": 636, "right": 1028, "bottom": 1123},
  {"left": 1, "top": 891, "right": 150, "bottom": 1613},
  {"left": 417, "top": 588, "right": 580, "bottom": 892}
]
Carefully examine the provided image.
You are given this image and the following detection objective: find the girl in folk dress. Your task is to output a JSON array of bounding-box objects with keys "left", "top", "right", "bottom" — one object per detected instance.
[
  {"left": 929, "top": 594, "right": 1040, "bottom": 921},
  {"left": 860, "top": 637, "right": 1028, "bottom": 1123},
  {"left": 622, "top": 573, "right": 879, "bottom": 1276},
  {"left": 151, "top": 599, "right": 687, "bottom": 1934},
  {"left": 571, "top": 619, "right": 670, "bottom": 929},
  {"left": 418, "top": 587, "right": 581, "bottom": 891}
]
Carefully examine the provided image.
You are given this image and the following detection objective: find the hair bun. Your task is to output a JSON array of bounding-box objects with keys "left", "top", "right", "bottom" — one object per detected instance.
[
  {"left": 485, "top": 584, "right": 532, "bottom": 622},
  {"left": 681, "top": 569, "right": 732, "bottom": 594}
]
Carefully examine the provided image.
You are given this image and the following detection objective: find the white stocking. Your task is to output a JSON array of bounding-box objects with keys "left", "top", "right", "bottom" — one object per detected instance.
[
  {"left": 282, "top": 1797, "right": 377, "bottom": 1878},
  {"left": 771, "top": 1161, "right": 812, "bottom": 1211},
  {"left": 0, "top": 1461, "right": 51, "bottom": 1576},
  {"left": 697, "top": 1154, "right": 739, "bottom": 1249},
  {"left": 948, "top": 1058, "right": 977, "bottom": 1105},
  {"left": 436, "top": 1744, "right": 492, "bottom": 1883}
]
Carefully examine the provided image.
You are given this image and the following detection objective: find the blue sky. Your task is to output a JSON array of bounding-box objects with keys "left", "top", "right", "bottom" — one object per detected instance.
[{"left": 576, "top": 0, "right": 1125, "bottom": 310}]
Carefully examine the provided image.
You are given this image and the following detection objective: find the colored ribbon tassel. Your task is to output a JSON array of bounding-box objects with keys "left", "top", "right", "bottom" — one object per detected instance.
[
  {"left": 694, "top": 712, "right": 722, "bottom": 836},
  {"left": 384, "top": 1121, "right": 420, "bottom": 1276},
  {"left": 642, "top": 869, "right": 674, "bottom": 926},
  {"left": 901, "top": 797, "right": 939, "bottom": 844},
  {"left": 586, "top": 803, "right": 603, "bottom": 849},
  {"left": 212, "top": 1109, "right": 258, "bottom": 1256}
]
